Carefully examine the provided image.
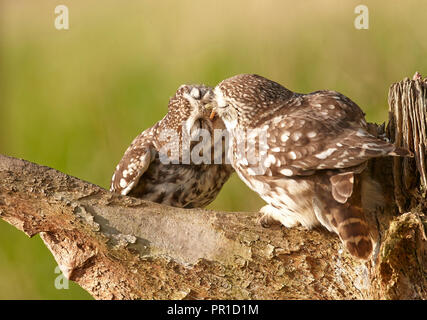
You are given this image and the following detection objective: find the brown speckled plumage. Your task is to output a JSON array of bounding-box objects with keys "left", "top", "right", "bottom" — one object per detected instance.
[
  {"left": 111, "top": 85, "right": 233, "bottom": 208},
  {"left": 213, "top": 74, "right": 411, "bottom": 259}
]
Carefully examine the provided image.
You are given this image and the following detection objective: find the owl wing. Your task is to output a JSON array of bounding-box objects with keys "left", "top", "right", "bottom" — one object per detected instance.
[
  {"left": 254, "top": 91, "right": 409, "bottom": 175},
  {"left": 239, "top": 91, "right": 409, "bottom": 203},
  {"left": 110, "top": 129, "right": 155, "bottom": 196}
]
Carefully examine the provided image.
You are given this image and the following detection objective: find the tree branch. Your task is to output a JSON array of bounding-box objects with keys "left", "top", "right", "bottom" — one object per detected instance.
[{"left": 0, "top": 74, "right": 426, "bottom": 300}]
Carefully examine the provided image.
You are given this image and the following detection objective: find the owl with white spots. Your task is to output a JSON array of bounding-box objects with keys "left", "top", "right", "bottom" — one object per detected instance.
[
  {"left": 211, "top": 74, "right": 411, "bottom": 259},
  {"left": 111, "top": 84, "right": 233, "bottom": 208}
]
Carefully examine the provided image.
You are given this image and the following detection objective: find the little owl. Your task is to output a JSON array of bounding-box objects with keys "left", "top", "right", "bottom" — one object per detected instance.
[
  {"left": 111, "top": 84, "right": 233, "bottom": 208},
  {"left": 210, "top": 74, "right": 410, "bottom": 259}
]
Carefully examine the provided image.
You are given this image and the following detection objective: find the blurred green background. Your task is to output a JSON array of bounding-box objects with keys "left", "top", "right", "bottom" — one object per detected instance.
[{"left": 0, "top": 0, "right": 426, "bottom": 299}]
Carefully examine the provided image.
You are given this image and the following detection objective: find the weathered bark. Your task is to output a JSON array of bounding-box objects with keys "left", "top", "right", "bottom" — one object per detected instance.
[{"left": 0, "top": 74, "right": 426, "bottom": 300}]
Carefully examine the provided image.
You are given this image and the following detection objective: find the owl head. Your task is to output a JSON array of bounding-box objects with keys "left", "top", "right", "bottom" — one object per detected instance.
[
  {"left": 164, "top": 84, "right": 227, "bottom": 136},
  {"left": 211, "top": 74, "right": 294, "bottom": 129},
  {"left": 157, "top": 84, "right": 229, "bottom": 163}
]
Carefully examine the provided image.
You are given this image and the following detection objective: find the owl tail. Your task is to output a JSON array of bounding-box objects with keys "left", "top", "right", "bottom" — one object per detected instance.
[{"left": 331, "top": 204, "right": 373, "bottom": 260}]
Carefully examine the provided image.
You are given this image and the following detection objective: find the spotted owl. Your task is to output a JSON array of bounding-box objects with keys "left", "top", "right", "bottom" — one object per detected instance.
[
  {"left": 111, "top": 84, "right": 233, "bottom": 208},
  {"left": 210, "top": 74, "right": 411, "bottom": 259}
]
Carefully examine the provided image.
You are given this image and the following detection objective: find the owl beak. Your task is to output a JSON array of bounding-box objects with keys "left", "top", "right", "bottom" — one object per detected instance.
[
  {"left": 203, "top": 102, "right": 217, "bottom": 120},
  {"left": 209, "top": 110, "right": 217, "bottom": 120}
]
